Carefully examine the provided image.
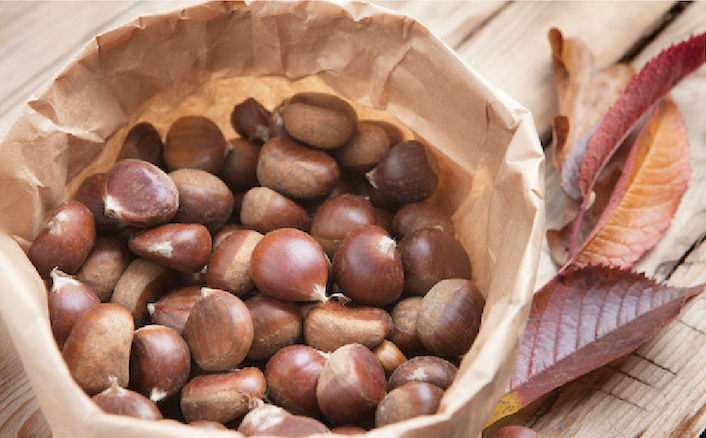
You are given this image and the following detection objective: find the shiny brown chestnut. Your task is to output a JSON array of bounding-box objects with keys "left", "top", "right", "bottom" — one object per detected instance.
[
  {"left": 281, "top": 92, "right": 358, "bottom": 149},
  {"left": 146, "top": 286, "right": 201, "bottom": 335},
  {"left": 392, "top": 202, "right": 455, "bottom": 238},
  {"left": 180, "top": 367, "right": 266, "bottom": 424},
  {"left": 316, "top": 343, "right": 386, "bottom": 427},
  {"left": 92, "top": 377, "right": 163, "bottom": 420},
  {"left": 375, "top": 381, "right": 444, "bottom": 427},
  {"left": 417, "top": 279, "right": 485, "bottom": 357},
  {"left": 373, "top": 339, "right": 407, "bottom": 378},
  {"left": 257, "top": 136, "right": 340, "bottom": 199},
  {"left": 48, "top": 268, "right": 101, "bottom": 348},
  {"left": 72, "top": 173, "right": 122, "bottom": 233},
  {"left": 220, "top": 138, "right": 261, "bottom": 192},
  {"left": 169, "top": 168, "right": 235, "bottom": 233},
  {"left": 245, "top": 295, "right": 303, "bottom": 361},
  {"left": 117, "top": 121, "right": 164, "bottom": 167},
  {"left": 62, "top": 303, "right": 134, "bottom": 394},
  {"left": 332, "top": 225, "right": 404, "bottom": 307},
  {"left": 303, "top": 300, "right": 392, "bottom": 353},
  {"left": 238, "top": 403, "right": 291, "bottom": 436},
  {"left": 163, "top": 115, "right": 228, "bottom": 174},
  {"left": 387, "top": 355, "right": 458, "bottom": 392},
  {"left": 205, "top": 229, "right": 263, "bottom": 296},
  {"left": 310, "top": 194, "right": 376, "bottom": 257},
  {"left": 251, "top": 414, "right": 330, "bottom": 436},
  {"left": 27, "top": 200, "right": 96, "bottom": 279},
  {"left": 128, "top": 223, "right": 212, "bottom": 274},
  {"left": 399, "top": 228, "right": 472, "bottom": 296},
  {"left": 103, "top": 158, "right": 179, "bottom": 228},
  {"left": 111, "top": 258, "right": 179, "bottom": 327},
  {"left": 240, "top": 186, "right": 311, "bottom": 233},
  {"left": 366, "top": 140, "right": 438, "bottom": 204},
  {"left": 265, "top": 344, "right": 328, "bottom": 418},
  {"left": 230, "top": 97, "right": 271, "bottom": 144},
  {"left": 333, "top": 120, "right": 391, "bottom": 172},
  {"left": 76, "top": 236, "right": 133, "bottom": 302},
  {"left": 130, "top": 324, "right": 191, "bottom": 403},
  {"left": 183, "top": 288, "right": 254, "bottom": 372},
  {"left": 250, "top": 228, "right": 329, "bottom": 302},
  {"left": 388, "top": 297, "right": 428, "bottom": 358}
]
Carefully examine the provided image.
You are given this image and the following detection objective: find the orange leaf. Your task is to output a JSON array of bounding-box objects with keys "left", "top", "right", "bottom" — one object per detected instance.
[
  {"left": 573, "top": 96, "right": 690, "bottom": 268},
  {"left": 487, "top": 265, "right": 704, "bottom": 427}
]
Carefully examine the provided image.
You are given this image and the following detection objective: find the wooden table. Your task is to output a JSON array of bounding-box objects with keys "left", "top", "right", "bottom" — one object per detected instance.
[{"left": 1, "top": 2, "right": 705, "bottom": 437}]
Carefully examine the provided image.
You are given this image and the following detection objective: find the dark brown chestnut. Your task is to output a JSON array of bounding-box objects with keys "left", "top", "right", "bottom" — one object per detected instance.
[
  {"left": 130, "top": 324, "right": 191, "bottom": 403},
  {"left": 251, "top": 414, "right": 330, "bottom": 436},
  {"left": 240, "top": 186, "right": 311, "bottom": 233},
  {"left": 220, "top": 138, "right": 261, "bottom": 192},
  {"left": 48, "top": 268, "right": 101, "bottom": 348},
  {"left": 128, "top": 223, "right": 212, "bottom": 274},
  {"left": 204, "top": 229, "right": 263, "bottom": 296},
  {"left": 72, "top": 173, "right": 121, "bottom": 233},
  {"left": 169, "top": 168, "right": 235, "bottom": 233},
  {"left": 392, "top": 202, "right": 455, "bottom": 238},
  {"left": 146, "top": 286, "right": 201, "bottom": 335},
  {"left": 245, "top": 294, "right": 303, "bottom": 361},
  {"left": 375, "top": 381, "right": 444, "bottom": 427},
  {"left": 27, "top": 200, "right": 96, "bottom": 279},
  {"left": 257, "top": 137, "right": 340, "bottom": 199},
  {"left": 92, "top": 377, "right": 163, "bottom": 420},
  {"left": 163, "top": 116, "right": 228, "bottom": 174},
  {"left": 387, "top": 355, "right": 458, "bottom": 392},
  {"left": 76, "top": 236, "right": 133, "bottom": 302},
  {"left": 388, "top": 297, "right": 429, "bottom": 358},
  {"left": 316, "top": 343, "right": 386, "bottom": 427},
  {"left": 117, "top": 121, "right": 164, "bottom": 167},
  {"left": 332, "top": 225, "right": 404, "bottom": 307},
  {"left": 183, "top": 288, "right": 254, "bottom": 372},
  {"left": 399, "top": 228, "right": 472, "bottom": 296},
  {"left": 310, "top": 194, "right": 376, "bottom": 256},
  {"left": 250, "top": 228, "right": 329, "bottom": 302},
  {"left": 366, "top": 140, "right": 438, "bottom": 204},
  {"left": 103, "top": 158, "right": 179, "bottom": 228},
  {"left": 230, "top": 97, "right": 271, "bottom": 144},
  {"left": 265, "top": 344, "right": 328, "bottom": 418},
  {"left": 416, "top": 279, "right": 485, "bottom": 357}
]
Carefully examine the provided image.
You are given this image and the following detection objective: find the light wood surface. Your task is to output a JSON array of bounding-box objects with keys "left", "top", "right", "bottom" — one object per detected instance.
[{"left": 1, "top": 2, "right": 704, "bottom": 437}]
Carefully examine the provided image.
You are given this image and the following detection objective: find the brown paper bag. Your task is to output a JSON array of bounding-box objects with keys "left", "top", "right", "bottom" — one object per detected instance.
[{"left": 0, "top": 1, "right": 545, "bottom": 437}]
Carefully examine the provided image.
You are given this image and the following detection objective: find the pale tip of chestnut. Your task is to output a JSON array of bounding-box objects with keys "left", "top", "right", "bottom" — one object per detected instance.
[
  {"left": 146, "top": 303, "right": 156, "bottom": 316},
  {"left": 103, "top": 195, "right": 120, "bottom": 219},
  {"left": 50, "top": 267, "right": 80, "bottom": 289},
  {"left": 146, "top": 241, "right": 174, "bottom": 258},
  {"left": 378, "top": 235, "right": 397, "bottom": 259},
  {"left": 47, "top": 211, "right": 70, "bottom": 236},
  {"left": 313, "top": 284, "right": 329, "bottom": 303},
  {"left": 149, "top": 388, "right": 169, "bottom": 403}
]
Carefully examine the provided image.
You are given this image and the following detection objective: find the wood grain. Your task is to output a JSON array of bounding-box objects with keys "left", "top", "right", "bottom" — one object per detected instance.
[{"left": 0, "top": 2, "right": 704, "bottom": 437}]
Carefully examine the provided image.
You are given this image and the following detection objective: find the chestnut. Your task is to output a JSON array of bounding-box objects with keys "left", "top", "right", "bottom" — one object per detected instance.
[
  {"left": 387, "top": 297, "right": 429, "bottom": 358},
  {"left": 310, "top": 194, "right": 376, "bottom": 256},
  {"left": 76, "top": 236, "right": 133, "bottom": 302},
  {"left": 204, "top": 229, "right": 263, "bottom": 296},
  {"left": 238, "top": 403, "right": 291, "bottom": 436},
  {"left": 257, "top": 137, "right": 340, "bottom": 199},
  {"left": 373, "top": 339, "right": 407, "bottom": 377},
  {"left": 366, "top": 140, "right": 438, "bottom": 204},
  {"left": 92, "top": 377, "right": 163, "bottom": 420},
  {"left": 48, "top": 268, "right": 101, "bottom": 348},
  {"left": 72, "top": 173, "right": 121, "bottom": 233},
  {"left": 183, "top": 288, "right": 254, "bottom": 372},
  {"left": 220, "top": 138, "right": 261, "bottom": 192},
  {"left": 240, "top": 186, "right": 311, "bottom": 233},
  {"left": 265, "top": 344, "right": 328, "bottom": 418},
  {"left": 281, "top": 92, "right": 358, "bottom": 149},
  {"left": 111, "top": 258, "right": 179, "bottom": 327},
  {"left": 416, "top": 279, "right": 485, "bottom": 357},
  {"left": 250, "top": 228, "right": 329, "bottom": 302},
  {"left": 62, "top": 303, "right": 134, "bottom": 394},
  {"left": 169, "top": 168, "right": 235, "bottom": 233},
  {"left": 316, "top": 343, "right": 386, "bottom": 426},
  {"left": 117, "top": 121, "right": 164, "bottom": 167},
  {"left": 103, "top": 158, "right": 179, "bottom": 228},
  {"left": 387, "top": 355, "right": 458, "bottom": 391},
  {"left": 375, "top": 381, "right": 444, "bottom": 427},
  {"left": 245, "top": 294, "right": 303, "bottom": 361},
  {"left": 399, "top": 228, "right": 472, "bottom": 296},
  {"left": 332, "top": 225, "right": 404, "bottom": 307},
  {"left": 130, "top": 324, "right": 191, "bottom": 403},
  {"left": 146, "top": 286, "right": 201, "bottom": 335},
  {"left": 392, "top": 202, "right": 454, "bottom": 238},
  {"left": 303, "top": 300, "right": 392, "bottom": 352},
  {"left": 163, "top": 115, "right": 228, "bottom": 174},
  {"left": 230, "top": 97, "right": 271, "bottom": 144},
  {"left": 180, "top": 367, "right": 266, "bottom": 424},
  {"left": 27, "top": 200, "right": 96, "bottom": 279},
  {"left": 250, "top": 414, "right": 330, "bottom": 436},
  {"left": 128, "top": 223, "right": 212, "bottom": 274},
  {"left": 364, "top": 119, "right": 404, "bottom": 147},
  {"left": 333, "top": 120, "right": 391, "bottom": 172}
]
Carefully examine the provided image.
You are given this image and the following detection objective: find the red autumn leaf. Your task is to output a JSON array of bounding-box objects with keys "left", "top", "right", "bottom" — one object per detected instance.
[
  {"left": 571, "top": 96, "right": 690, "bottom": 268},
  {"left": 487, "top": 265, "right": 704, "bottom": 426},
  {"left": 578, "top": 32, "right": 705, "bottom": 201}
]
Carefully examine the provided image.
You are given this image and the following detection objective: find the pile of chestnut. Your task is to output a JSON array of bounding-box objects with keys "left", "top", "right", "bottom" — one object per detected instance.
[{"left": 27, "top": 92, "right": 490, "bottom": 435}]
